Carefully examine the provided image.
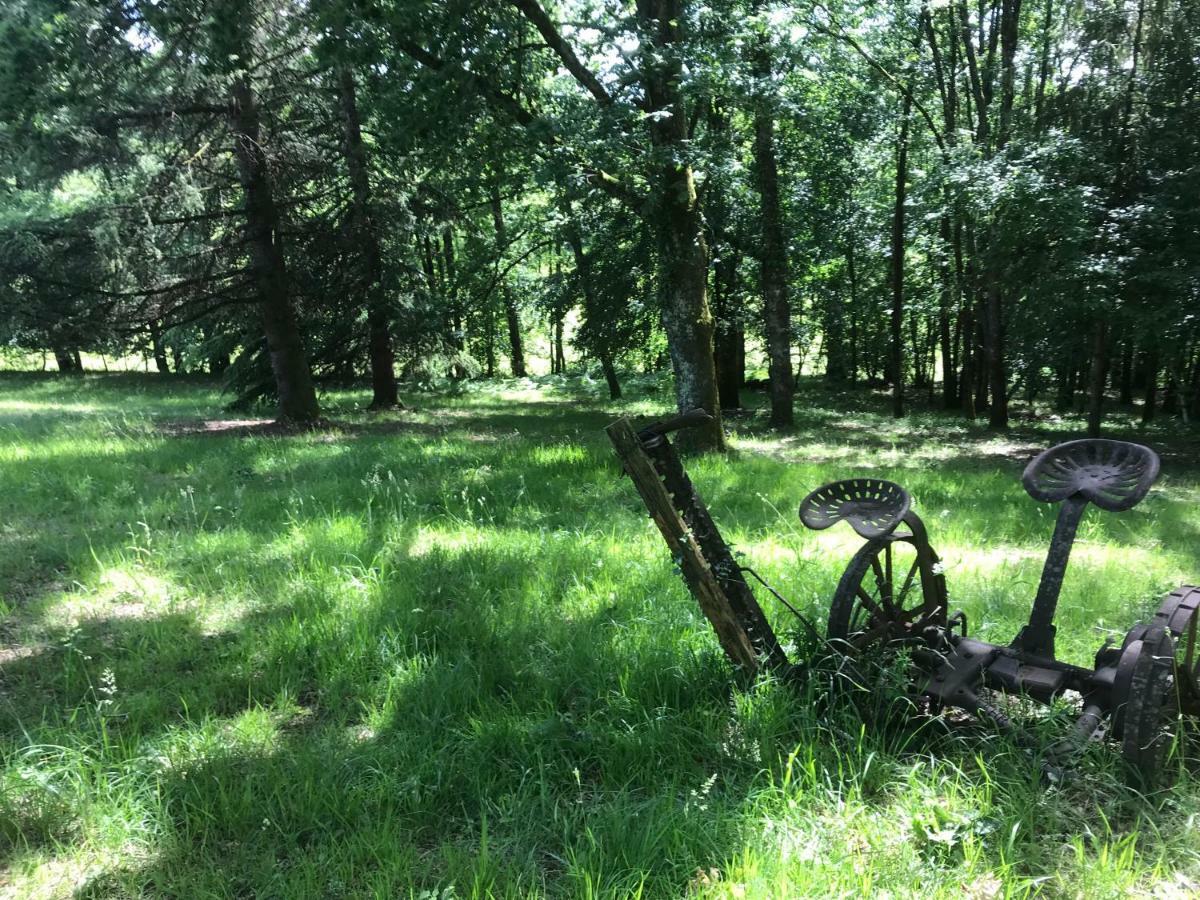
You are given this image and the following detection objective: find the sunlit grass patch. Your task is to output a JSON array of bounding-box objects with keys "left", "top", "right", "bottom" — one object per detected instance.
[{"left": 1, "top": 374, "right": 1198, "bottom": 897}]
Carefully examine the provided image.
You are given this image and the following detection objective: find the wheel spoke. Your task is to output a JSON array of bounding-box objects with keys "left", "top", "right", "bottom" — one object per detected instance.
[
  {"left": 871, "top": 550, "right": 896, "bottom": 613},
  {"left": 895, "top": 559, "right": 920, "bottom": 609},
  {"left": 827, "top": 535, "right": 947, "bottom": 651},
  {"left": 852, "top": 620, "right": 894, "bottom": 649},
  {"left": 870, "top": 555, "right": 886, "bottom": 593},
  {"left": 907, "top": 605, "right": 945, "bottom": 631},
  {"left": 855, "top": 586, "right": 886, "bottom": 620},
  {"left": 885, "top": 543, "right": 894, "bottom": 598}
]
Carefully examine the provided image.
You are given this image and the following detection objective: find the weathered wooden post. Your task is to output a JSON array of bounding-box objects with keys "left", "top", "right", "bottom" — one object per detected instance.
[{"left": 607, "top": 412, "right": 788, "bottom": 674}]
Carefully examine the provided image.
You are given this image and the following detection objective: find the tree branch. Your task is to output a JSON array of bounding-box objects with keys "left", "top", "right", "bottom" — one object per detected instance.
[
  {"left": 395, "top": 40, "right": 646, "bottom": 212},
  {"left": 508, "top": 0, "right": 614, "bottom": 106},
  {"left": 99, "top": 101, "right": 224, "bottom": 130},
  {"left": 810, "top": 6, "right": 946, "bottom": 154}
]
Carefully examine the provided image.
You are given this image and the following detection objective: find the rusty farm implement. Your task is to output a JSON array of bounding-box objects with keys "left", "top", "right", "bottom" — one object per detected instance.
[{"left": 607, "top": 410, "right": 1200, "bottom": 784}]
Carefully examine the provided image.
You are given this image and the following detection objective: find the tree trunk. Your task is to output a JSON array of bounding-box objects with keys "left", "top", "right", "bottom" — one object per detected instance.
[
  {"left": 554, "top": 315, "right": 565, "bottom": 373},
  {"left": 938, "top": 213, "right": 959, "bottom": 407},
  {"left": 824, "top": 293, "right": 848, "bottom": 382},
  {"left": 984, "top": 282, "right": 1007, "bottom": 428},
  {"left": 150, "top": 320, "right": 170, "bottom": 374},
  {"left": 337, "top": 60, "right": 399, "bottom": 410},
  {"left": 1034, "top": 0, "right": 1054, "bottom": 126},
  {"left": 503, "top": 286, "right": 526, "bottom": 377},
  {"left": 927, "top": 322, "right": 939, "bottom": 400},
  {"left": 846, "top": 244, "right": 859, "bottom": 384},
  {"left": 984, "top": 0, "right": 1021, "bottom": 431},
  {"left": 1184, "top": 353, "right": 1200, "bottom": 425},
  {"left": 1055, "top": 361, "right": 1073, "bottom": 411},
  {"left": 638, "top": 0, "right": 723, "bottom": 451},
  {"left": 751, "top": 33, "right": 793, "bottom": 427},
  {"left": 485, "top": 308, "right": 497, "bottom": 378},
  {"left": 600, "top": 355, "right": 622, "bottom": 400},
  {"left": 960, "top": 306, "right": 977, "bottom": 419},
  {"left": 562, "top": 198, "right": 620, "bottom": 399},
  {"left": 422, "top": 236, "right": 438, "bottom": 293},
  {"left": 441, "top": 227, "right": 467, "bottom": 380},
  {"left": 952, "top": 216, "right": 968, "bottom": 411},
  {"left": 1085, "top": 321, "right": 1108, "bottom": 437},
  {"left": 996, "top": 0, "right": 1022, "bottom": 143},
  {"left": 890, "top": 92, "right": 912, "bottom": 418},
  {"left": 228, "top": 76, "right": 320, "bottom": 423},
  {"left": 713, "top": 322, "right": 744, "bottom": 411},
  {"left": 712, "top": 247, "right": 743, "bottom": 410},
  {"left": 53, "top": 347, "right": 76, "bottom": 373},
  {"left": 440, "top": 229, "right": 457, "bottom": 324},
  {"left": 208, "top": 343, "right": 230, "bottom": 376},
  {"left": 1189, "top": 354, "right": 1200, "bottom": 423},
  {"left": 490, "top": 183, "right": 526, "bottom": 377},
  {"left": 910, "top": 314, "right": 926, "bottom": 388},
  {"left": 1118, "top": 341, "right": 1134, "bottom": 405},
  {"left": 957, "top": 0, "right": 991, "bottom": 145},
  {"left": 1162, "top": 376, "right": 1178, "bottom": 416},
  {"left": 974, "top": 330, "right": 989, "bottom": 413}
]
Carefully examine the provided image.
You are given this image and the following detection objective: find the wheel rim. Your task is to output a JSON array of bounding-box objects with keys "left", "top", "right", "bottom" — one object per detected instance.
[
  {"left": 1153, "top": 586, "right": 1200, "bottom": 715},
  {"left": 828, "top": 535, "right": 946, "bottom": 653},
  {"left": 1114, "top": 624, "right": 1176, "bottom": 785}
]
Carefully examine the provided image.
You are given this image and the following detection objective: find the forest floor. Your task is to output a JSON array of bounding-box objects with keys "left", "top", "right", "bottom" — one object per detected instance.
[{"left": 2, "top": 372, "right": 1200, "bottom": 899}]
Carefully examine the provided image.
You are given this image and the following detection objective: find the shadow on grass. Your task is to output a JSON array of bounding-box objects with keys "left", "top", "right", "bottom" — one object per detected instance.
[
  {"left": 0, "top": 555, "right": 1175, "bottom": 892},
  {"left": 5, "top": 535, "right": 759, "bottom": 895},
  {"left": 0, "top": 374, "right": 1197, "bottom": 895}
]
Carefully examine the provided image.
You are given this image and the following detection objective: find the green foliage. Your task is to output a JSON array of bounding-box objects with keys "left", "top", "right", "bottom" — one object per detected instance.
[{"left": 3, "top": 0, "right": 1198, "bottom": 423}]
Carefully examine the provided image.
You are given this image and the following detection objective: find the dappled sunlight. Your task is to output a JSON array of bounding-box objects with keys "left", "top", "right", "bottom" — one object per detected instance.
[
  {"left": 13, "top": 565, "right": 182, "bottom": 633},
  {"left": 3, "top": 844, "right": 159, "bottom": 900},
  {"left": 63, "top": 567, "right": 178, "bottom": 623},
  {"left": 0, "top": 399, "right": 105, "bottom": 415},
  {"left": 528, "top": 443, "right": 589, "bottom": 466},
  {"left": 261, "top": 513, "right": 372, "bottom": 563},
  {"left": 0, "top": 433, "right": 147, "bottom": 464},
  {"left": 1, "top": 377, "right": 1198, "bottom": 896},
  {"left": 409, "top": 525, "right": 492, "bottom": 559}
]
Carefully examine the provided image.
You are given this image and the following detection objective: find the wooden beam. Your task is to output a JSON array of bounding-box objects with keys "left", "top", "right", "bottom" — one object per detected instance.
[{"left": 606, "top": 417, "right": 759, "bottom": 673}]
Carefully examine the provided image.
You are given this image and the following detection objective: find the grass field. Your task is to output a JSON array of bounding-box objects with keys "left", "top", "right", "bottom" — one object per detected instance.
[{"left": 2, "top": 372, "right": 1199, "bottom": 898}]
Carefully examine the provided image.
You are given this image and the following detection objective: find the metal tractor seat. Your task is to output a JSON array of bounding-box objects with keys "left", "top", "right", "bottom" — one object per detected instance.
[
  {"left": 1022, "top": 438, "right": 1160, "bottom": 512},
  {"left": 798, "top": 478, "right": 912, "bottom": 540},
  {"left": 1014, "top": 439, "right": 1160, "bottom": 657}
]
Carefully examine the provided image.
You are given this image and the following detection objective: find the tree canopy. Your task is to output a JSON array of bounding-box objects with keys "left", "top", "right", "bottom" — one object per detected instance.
[{"left": 2, "top": 0, "right": 1198, "bottom": 443}]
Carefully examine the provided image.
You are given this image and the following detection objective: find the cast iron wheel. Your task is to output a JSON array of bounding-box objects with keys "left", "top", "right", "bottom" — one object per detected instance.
[
  {"left": 827, "top": 533, "right": 947, "bottom": 653},
  {"left": 1152, "top": 586, "right": 1200, "bottom": 715},
  {"left": 1112, "top": 623, "right": 1177, "bottom": 785}
]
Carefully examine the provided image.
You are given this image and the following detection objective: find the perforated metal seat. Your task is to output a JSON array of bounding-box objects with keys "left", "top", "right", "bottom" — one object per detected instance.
[
  {"left": 1022, "top": 439, "right": 1160, "bottom": 512},
  {"left": 799, "top": 478, "right": 912, "bottom": 540}
]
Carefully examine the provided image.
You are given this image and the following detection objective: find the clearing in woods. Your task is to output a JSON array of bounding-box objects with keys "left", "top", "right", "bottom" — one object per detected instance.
[{"left": 2, "top": 373, "right": 1200, "bottom": 898}]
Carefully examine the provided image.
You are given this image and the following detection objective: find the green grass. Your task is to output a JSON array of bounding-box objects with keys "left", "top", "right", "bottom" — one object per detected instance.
[{"left": 1, "top": 372, "right": 1199, "bottom": 898}]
